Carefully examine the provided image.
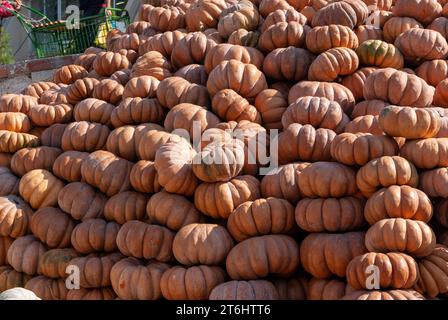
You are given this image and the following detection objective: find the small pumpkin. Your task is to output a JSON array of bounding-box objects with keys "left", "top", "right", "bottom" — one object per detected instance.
[
  {"left": 296, "top": 197, "right": 365, "bottom": 233},
  {"left": 71, "top": 219, "right": 120, "bottom": 254},
  {"left": 104, "top": 191, "right": 148, "bottom": 224},
  {"left": 173, "top": 223, "right": 234, "bottom": 266}
]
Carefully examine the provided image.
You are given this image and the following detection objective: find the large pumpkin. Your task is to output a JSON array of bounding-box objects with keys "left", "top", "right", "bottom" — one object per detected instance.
[
  {"left": 419, "top": 167, "right": 448, "bottom": 198},
  {"left": 52, "top": 150, "right": 88, "bottom": 182},
  {"left": 0, "top": 112, "right": 31, "bottom": 133},
  {"left": 392, "top": 0, "right": 442, "bottom": 25},
  {"left": 263, "top": 47, "right": 315, "bottom": 82},
  {"left": 194, "top": 175, "right": 260, "bottom": 219},
  {"left": 93, "top": 51, "right": 130, "bottom": 77},
  {"left": 295, "top": 197, "right": 365, "bottom": 232},
  {"left": 18, "top": 169, "right": 64, "bottom": 209},
  {"left": 160, "top": 265, "right": 226, "bottom": 300},
  {"left": 308, "top": 47, "right": 359, "bottom": 82},
  {"left": 344, "top": 116, "right": 384, "bottom": 138},
  {"left": 341, "top": 67, "right": 378, "bottom": 102},
  {"left": 61, "top": 121, "right": 110, "bottom": 152},
  {"left": 254, "top": 88, "right": 288, "bottom": 130},
  {"left": 400, "top": 138, "right": 448, "bottom": 169},
  {"left": 10, "top": 146, "right": 62, "bottom": 177},
  {"left": 226, "top": 235, "right": 300, "bottom": 279},
  {"left": 173, "top": 223, "right": 234, "bottom": 265},
  {"left": 365, "top": 218, "right": 436, "bottom": 257},
  {"left": 73, "top": 98, "right": 115, "bottom": 126},
  {"left": 66, "top": 78, "right": 100, "bottom": 105},
  {"left": 171, "top": 32, "right": 216, "bottom": 68},
  {"left": 131, "top": 51, "right": 173, "bottom": 80},
  {"left": 414, "top": 245, "right": 448, "bottom": 297},
  {"left": 258, "top": 22, "right": 309, "bottom": 52},
  {"left": 298, "top": 161, "right": 358, "bottom": 198},
  {"left": 383, "top": 17, "right": 423, "bottom": 43},
  {"left": 311, "top": 0, "right": 369, "bottom": 28},
  {"left": 123, "top": 75, "right": 159, "bottom": 99},
  {"left": 71, "top": 219, "right": 120, "bottom": 254},
  {"left": 25, "top": 276, "right": 68, "bottom": 300},
  {"left": 356, "top": 156, "right": 419, "bottom": 197},
  {"left": 53, "top": 65, "right": 88, "bottom": 85},
  {"left": 261, "top": 8, "right": 307, "bottom": 32},
  {"left": 129, "top": 160, "right": 161, "bottom": 194},
  {"left": 305, "top": 24, "right": 358, "bottom": 54},
  {"left": 0, "top": 131, "right": 39, "bottom": 153},
  {"left": 300, "top": 232, "right": 367, "bottom": 278},
  {"left": 0, "top": 94, "right": 37, "bottom": 114},
  {"left": 138, "top": 30, "right": 185, "bottom": 58},
  {"left": 212, "top": 89, "right": 261, "bottom": 123},
  {"left": 185, "top": 0, "right": 227, "bottom": 31}
]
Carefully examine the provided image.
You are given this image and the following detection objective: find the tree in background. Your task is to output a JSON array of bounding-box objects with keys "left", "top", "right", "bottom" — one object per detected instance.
[{"left": 0, "top": 22, "right": 14, "bottom": 64}]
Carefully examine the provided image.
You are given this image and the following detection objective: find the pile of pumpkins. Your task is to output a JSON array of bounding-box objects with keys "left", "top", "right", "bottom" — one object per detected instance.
[{"left": 1, "top": 0, "right": 448, "bottom": 300}]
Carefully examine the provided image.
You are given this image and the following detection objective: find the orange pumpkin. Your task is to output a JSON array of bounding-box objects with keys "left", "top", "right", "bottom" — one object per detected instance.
[
  {"left": 254, "top": 88, "right": 288, "bottom": 130},
  {"left": 25, "top": 276, "right": 68, "bottom": 300},
  {"left": 419, "top": 167, "right": 448, "bottom": 198},
  {"left": 138, "top": 30, "right": 185, "bottom": 57},
  {"left": 0, "top": 266, "right": 31, "bottom": 292},
  {"left": 414, "top": 245, "right": 448, "bottom": 297},
  {"left": 416, "top": 59, "right": 448, "bottom": 87},
  {"left": 185, "top": 0, "right": 227, "bottom": 31},
  {"left": 174, "top": 64, "right": 208, "bottom": 85},
  {"left": 171, "top": 32, "right": 216, "bottom": 68},
  {"left": 52, "top": 150, "right": 88, "bottom": 182},
  {"left": 156, "top": 76, "right": 210, "bottom": 109},
  {"left": 0, "top": 112, "right": 31, "bottom": 133},
  {"left": 142, "top": 5, "right": 185, "bottom": 32},
  {"left": 262, "top": 7, "right": 307, "bottom": 32},
  {"left": 92, "top": 79, "right": 124, "bottom": 105},
  {"left": 259, "top": 22, "right": 309, "bottom": 52},
  {"left": 0, "top": 167, "right": 19, "bottom": 197},
  {"left": 18, "top": 169, "right": 64, "bottom": 209},
  {"left": 0, "top": 131, "right": 39, "bottom": 153},
  {"left": 93, "top": 51, "right": 130, "bottom": 77},
  {"left": 129, "top": 160, "right": 162, "bottom": 194},
  {"left": 104, "top": 191, "right": 148, "bottom": 225},
  {"left": 308, "top": 47, "right": 359, "bottom": 82},
  {"left": 61, "top": 121, "right": 110, "bottom": 152},
  {"left": 30, "top": 207, "right": 75, "bottom": 248},
  {"left": 341, "top": 67, "right": 378, "bottom": 102},
  {"left": 392, "top": 0, "right": 442, "bottom": 25},
  {"left": 312, "top": 0, "right": 369, "bottom": 28},
  {"left": 306, "top": 24, "right": 359, "bottom": 54},
  {"left": 383, "top": 17, "right": 423, "bottom": 43},
  {"left": 212, "top": 89, "right": 261, "bottom": 123},
  {"left": 11, "top": 146, "right": 62, "bottom": 177},
  {"left": 204, "top": 43, "right": 263, "bottom": 73},
  {"left": 71, "top": 219, "right": 120, "bottom": 254},
  {"left": 122, "top": 75, "right": 159, "bottom": 99},
  {"left": 351, "top": 99, "right": 389, "bottom": 118},
  {"left": 73, "top": 98, "right": 115, "bottom": 126},
  {"left": 53, "top": 65, "right": 88, "bottom": 85},
  {"left": 0, "top": 195, "right": 33, "bottom": 238},
  {"left": 263, "top": 47, "right": 315, "bottom": 82},
  {"left": 65, "top": 77, "right": 100, "bottom": 105},
  {"left": 209, "top": 280, "right": 279, "bottom": 300},
  {"left": 131, "top": 51, "right": 173, "bottom": 80},
  {"left": 38, "top": 248, "right": 79, "bottom": 279},
  {"left": 7, "top": 235, "right": 47, "bottom": 275},
  {"left": 0, "top": 94, "right": 37, "bottom": 114}
]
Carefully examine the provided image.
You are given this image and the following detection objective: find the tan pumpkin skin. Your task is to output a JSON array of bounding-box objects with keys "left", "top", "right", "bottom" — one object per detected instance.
[
  {"left": 307, "top": 278, "right": 348, "bottom": 300},
  {"left": 419, "top": 167, "right": 448, "bottom": 198},
  {"left": 123, "top": 75, "right": 160, "bottom": 99},
  {"left": 363, "top": 68, "right": 435, "bottom": 108},
  {"left": 61, "top": 121, "right": 110, "bottom": 152},
  {"left": 71, "top": 219, "right": 120, "bottom": 254},
  {"left": 142, "top": 5, "right": 185, "bottom": 32},
  {"left": 395, "top": 28, "right": 448, "bottom": 63},
  {"left": 227, "top": 198, "right": 295, "bottom": 241},
  {"left": 278, "top": 124, "right": 335, "bottom": 164},
  {"left": 39, "top": 86, "right": 70, "bottom": 105},
  {"left": 161, "top": 265, "right": 226, "bottom": 300},
  {"left": 155, "top": 137, "right": 199, "bottom": 196},
  {"left": 67, "top": 287, "right": 116, "bottom": 300},
  {"left": 282, "top": 96, "right": 349, "bottom": 133},
  {"left": 174, "top": 64, "right": 208, "bottom": 86},
  {"left": 312, "top": 0, "right": 369, "bottom": 29},
  {"left": 156, "top": 76, "right": 210, "bottom": 109},
  {"left": 81, "top": 150, "right": 133, "bottom": 197},
  {"left": 0, "top": 112, "right": 31, "bottom": 133},
  {"left": 305, "top": 24, "right": 358, "bottom": 54},
  {"left": 110, "top": 69, "right": 131, "bottom": 85},
  {"left": 296, "top": 197, "right": 365, "bottom": 232},
  {"left": 11, "top": 146, "right": 62, "bottom": 177},
  {"left": 342, "top": 289, "right": 424, "bottom": 300},
  {"left": 254, "top": 89, "right": 287, "bottom": 130},
  {"left": 138, "top": 30, "right": 185, "bottom": 58},
  {"left": 415, "top": 245, "right": 448, "bottom": 297},
  {"left": 73, "top": 98, "right": 114, "bottom": 126},
  {"left": 7, "top": 235, "right": 47, "bottom": 275},
  {"left": 38, "top": 248, "right": 79, "bottom": 279},
  {"left": 105, "top": 125, "right": 139, "bottom": 162},
  {"left": 262, "top": 7, "right": 306, "bottom": 32},
  {"left": 0, "top": 167, "right": 19, "bottom": 197},
  {"left": 52, "top": 151, "right": 89, "bottom": 182},
  {"left": 194, "top": 175, "right": 260, "bottom": 219},
  {"left": 365, "top": 218, "right": 436, "bottom": 258},
  {"left": 383, "top": 17, "right": 423, "bottom": 43},
  {"left": 135, "top": 130, "right": 172, "bottom": 161},
  {"left": 93, "top": 52, "right": 130, "bottom": 77},
  {"left": 298, "top": 161, "right": 358, "bottom": 198},
  {"left": 0, "top": 266, "right": 31, "bottom": 292},
  {"left": 261, "top": 163, "right": 310, "bottom": 204},
  {"left": 226, "top": 235, "right": 299, "bottom": 280},
  {"left": 19, "top": 169, "right": 64, "bottom": 209},
  {"left": 218, "top": 5, "right": 260, "bottom": 38},
  {"left": 69, "top": 252, "right": 123, "bottom": 288},
  {"left": 392, "top": 0, "right": 442, "bottom": 25},
  {"left": 28, "top": 103, "right": 72, "bottom": 127},
  {"left": 117, "top": 220, "right": 174, "bottom": 261},
  {"left": 207, "top": 59, "right": 267, "bottom": 100},
  {"left": 0, "top": 236, "right": 13, "bottom": 265},
  {"left": 258, "top": 0, "right": 290, "bottom": 17},
  {"left": 356, "top": 156, "right": 419, "bottom": 197},
  {"left": 0, "top": 130, "right": 40, "bottom": 153},
  {"left": 53, "top": 65, "right": 88, "bottom": 85},
  {"left": 300, "top": 232, "right": 367, "bottom": 278},
  {"left": 185, "top": 0, "right": 227, "bottom": 31},
  {"left": 110, "top": 257, "right": 170, "bottom": 300},
  {"left": 308, "top": 47, "right": 359, "bottom": 82},
  {"left": 341, "top": 67, "right": 378, "bottom": 102},
  {"left": 355, "top": 40, "right": 404, "bottom": 69},
  {"left": 434, "top": 78, "right": 448, "bottom": 107},
  {"left": 171, "top": 32, "right": 216, "bottom": 69},
  {"left": 147, "top": 191, "right": 202, "bottom": 231},
  {"left": 355, "top": 25, "right": 384, "bottom": 43},
  {"left": 288, "top": 81, "right": 356, "bottom": 114},
  {"left": 379, "top": 106, "right": 441, "bottom": 139},
  {"left": 0, "top": 195, "right": 33, "bottom": 238},
  {"left": 428, "top": 16, "right": 448, "bottom": 38},
  {"left": 23, "top": 81, "right": 59, "bottom": 98},
  {"left": 212, "top": 89, "right": 261, "bottom": 123},
  {"left": 351, "top": 99, "right": 389, "bottom": 118},
  {"left": 58, "top": 182, "right": 107, "bottom": 221},
  {"left": 228, "top": 29, "right": 260, "bottom": 47},
  {"left": 365, "top": 186, "right": 432, "bottom": 225},
  {"left": 30, "top": 207, "right": 75, "bottom": 248},
  {"left": 74, "top": 53, "right": 96, "bottom": 72},
  {"left": 92, "top": 79, "right": 124, "bottom": 105},
  {"left": 173, "top": 223, "right": 234, "bottom": 266},
  {"left": 263, "top": 47, "right": 314, "bottom": 82},
  {"left": 330, "top": 133, "right": 399, "bottom": 166},
  {"left": 400, "top": 138, "right": 448, "bottom": 169},
  {"left": 0, "top": 94, "right": 37, "bottom": 114},
  {"left": 259, "top": 22, "right": 309, "bottom": 52},
  {"left": 129, "top": 160, "right": 161, "bottom": 194},
  {"left": 66, "top": 78, "right": 100, "bottom": 105},
  {"left": 104, "top": 191, "right": 148, "bottom": 225},
  {"left": 131, "top": 51, "right": 173, "bottom": 80},
  {"left": 347, "top": 252, "right": 418, "bottom": 290},
  {"left": 210, "top": 280, "right": 279, "bottom": 300}
]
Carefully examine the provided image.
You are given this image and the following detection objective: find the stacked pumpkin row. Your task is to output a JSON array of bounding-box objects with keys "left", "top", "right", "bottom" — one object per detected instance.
[{"left": 1, "top": 0, "right": 448, "bottom": 300}]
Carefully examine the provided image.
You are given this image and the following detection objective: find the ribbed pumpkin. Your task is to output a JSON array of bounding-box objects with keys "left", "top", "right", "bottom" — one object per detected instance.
[
  {"left": 138, "top": 30, "right": 185, "bottom": 57},
  {"left": 295, "top": 197, "right": 365, "bottom": 232},
  {"left": 212, "top": 89, "right": 261, "bottom": 123},
  {"left": 305, "top": 24, "right": 359, "bottom": 54},
  {"left": 209, "top": 280, "right": 279, "bottom": 300},
  {"left": 19, "top": 169, "right": 64, "bottom": 209},
  {"left": 0, "top": 195, "right": 33, "bottom": 238},
  {"left": 364, "top": 186, "right": 433, "bottom": 225},
  {"left": 226, "top": 235, "right": 300, "bottom": 279},
  {"left": 11, "top": 146, "right": 62, "bottom": 177},
  {"left": 185, "top": 0, "right": 227, "bottom": 31},
  {"left": 0, "top": 131, "right": 39, "bottom": 153},
  {"left": 217, "top": 3, "right": 260, "bottom": 38},
  {"left": 254, "top": 88, "right": 288, "bottom": 130},
  {"left": 156, "top": 76, "right": 210, "bottom": 109},
  {"left": 307, "top": 278, "right": 349, "bottom": 300},
  {"left": 61, "top": 121, "right": 110, "bottom": 152},
  {"left": 263, "top": 47, "right": 314, "bottom": 82},
  {"left": 129, "top": 160, "right": 161, "bottom": 194},
  {"left": 419, "top": 167, "right": 448, "bottom": 198},
  {"left": 53, "top": 64, "right": 88, "bottom": 85},
  {"left": 308, "top": 47, "right": 359, "bottom": 82},
  {"left": 71, "top": 219, "right": 119, "bottom": 254},
  {"left": 0, "top": 167, "right": 19, "bottom": 196},
  {"left": 103, "top": 191, "right": 148, "bottom": 225},
  {"left": 392, "top": 0, "right": 442, "bottom": 25},
  {"left": 38, "top": 248, "right": 79, "bottom": 279},
  {"left": 92, "top": 79, "right": 124, "bottom": 105},
  {"left": 7, "top": 235, "right": 47, "bottom": 275},
  {"left": 341, "top": 67, "right": 378, "bottom": 102},
  {"left": 123, "top": 75, "right": 159, "bottom": 99},
  {"left": 52, "top": 150, "right": 88, "bottom": 182},
  {"left": 415, "top": 245, "right": 448, "bottom": 298},
  {"left": 174, "top": 64, "right": 208, "bottom": 85},
  {"left": 0, "top": 112, "right": 31, "bottom": 133},
  {"left": 0, "top": 266, "right": 32, "bottom": 293},
  {"left": 93, "top": 51, "right": 130, "bottom": 77},
  {"left": 400, "top": 138, "right": 448, "bottom": 169},
  {"left": 258, "top": 22, "right": 309, "bottom": 52},
  {"left": 25, "top": 276, "right": 68, "bottom": 300},
  {"left": 365, "top": 218, "right": 436, "bottom": 257},
  {"left": 351, "top": 99, "right": 389, "bottom": 118},
  {"left": 356, "top": 40, "right": 404, "bottom": 69},
  {"left": 433, "top": 78, "right": 448, "bottom": 107},
  {"left": 342, "top": 289, "right": 424, "bottom": 300},
  {"left": 73, "top": 98, "right": 115, "bottom": 126},
  {"left": 383, "top": 17, "right": 423, "bottom": 43},
  {"left": 0, "top": 94, "right": 37, "bottom": 114},
  {"left": 311, "top": 0, "right": 369, "bottom": 28},
  {"left": 171, "top": 32, "right": 216, "bottom": 69}
]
